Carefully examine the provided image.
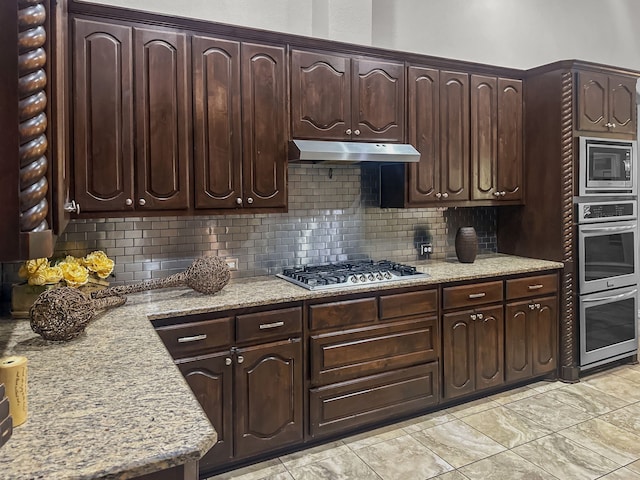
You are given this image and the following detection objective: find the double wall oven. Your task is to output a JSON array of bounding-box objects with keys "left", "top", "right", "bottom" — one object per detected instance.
[
  {"left": 577, "top": 134, "right": 639, "bottom": 370},
  {"left": 577, "top": 200, "right": 638, "bottom": 368}
]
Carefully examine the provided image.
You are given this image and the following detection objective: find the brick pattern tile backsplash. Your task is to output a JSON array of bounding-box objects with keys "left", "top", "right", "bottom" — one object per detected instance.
[{"left": 2, "top": 164, "right": 496, "bottom": 293}]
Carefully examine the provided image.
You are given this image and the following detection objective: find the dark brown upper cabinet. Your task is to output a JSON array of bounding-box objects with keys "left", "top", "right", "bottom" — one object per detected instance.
[
  {"left": 440, "top": 71, "right": 470, "bottom": 202},
  {"left": 576, "top": 71, "right": 637, "bottom": 135},
  {"left": 192, "top": 36, "right": 242, "bottom": 210},
  {"left": 72, "top": 18, "right": 134, "bottom": 212},
  {"left": 192, "top": 38, "right": 287, "bottom": 210},
  {"left": 240, "top": 43, "right": 288, "bottom": 209},
  {"left": 134, "top": 27, "right": 190, "bottom": 211},
  {"left": 381, "top": 67, "right": 468, "bottom": 207},
  {"left": 290, "top": 50, "right": 405, "bottom": 142},
  {"left": 73, "top": 21, "right": 190, "bottom": 213},
  {"left": 471, "top": 75, "right": 523, "bottom": 202},
  {"left": 382, "top": 67, "right": 524, "bottom": 208}
]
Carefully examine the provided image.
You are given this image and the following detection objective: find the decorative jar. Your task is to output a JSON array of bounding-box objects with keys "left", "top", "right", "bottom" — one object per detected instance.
[{"left": 455, "top": 226, "right": 478, "bottom": 263}]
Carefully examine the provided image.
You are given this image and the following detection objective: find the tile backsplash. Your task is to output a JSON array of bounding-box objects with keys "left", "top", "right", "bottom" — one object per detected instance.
[{"left": 2, "top": 164, "right": 496, "bottom": 304}]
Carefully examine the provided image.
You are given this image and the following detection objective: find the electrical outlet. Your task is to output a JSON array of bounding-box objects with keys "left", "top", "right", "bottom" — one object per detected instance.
[
  {"left": 225, "top": 258, "right": 239, "bottom": 271},
  {"left": 419, "top": 243, "right": 432, "bottom": 256}
]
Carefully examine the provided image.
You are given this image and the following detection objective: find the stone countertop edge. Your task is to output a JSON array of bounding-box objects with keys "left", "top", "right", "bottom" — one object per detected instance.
[{"left": 0, "top": 253, "right": 562, "bottom": 479}]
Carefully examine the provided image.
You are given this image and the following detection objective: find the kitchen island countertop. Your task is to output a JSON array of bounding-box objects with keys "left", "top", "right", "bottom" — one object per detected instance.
[{"left": 0, "top": 254, "right": 562, "bottom": 479}]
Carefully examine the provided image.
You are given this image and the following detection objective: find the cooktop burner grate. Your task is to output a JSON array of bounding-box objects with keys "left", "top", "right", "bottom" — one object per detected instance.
[{"left": 276, "top": 260, "right": 429, "bottom": 290}]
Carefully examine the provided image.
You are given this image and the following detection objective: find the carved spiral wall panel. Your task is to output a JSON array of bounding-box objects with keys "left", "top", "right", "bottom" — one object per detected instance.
[
  {"left": 17, "top": 0, "right": 49, "bottom": 232},
  {"left": 560, "top": 71, "right": 575, "bottom": 374}
]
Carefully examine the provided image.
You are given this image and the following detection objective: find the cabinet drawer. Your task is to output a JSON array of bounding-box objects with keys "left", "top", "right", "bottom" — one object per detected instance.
[
  {"left": 506, "top": 274, "right": 558, "bottom": 300},
  {"left": 309, "top": 362, "right": 439, "bottom": 438},
  {"left": 309, "top": 297, "right": 378, "bottom": 331},
  {"left": 236, "top": 307, "right": 302, "bottom": 343},
  {"left": 442, "top": 281, "right": 503, "bottom": 310},
  {"left": 310, "top": 317, "right": 438, "bottom": 386},
  {"left": 379, "top": 289, "right": 437, "bottom": 320},
  {"left": 156, "top": 317, "right": 234, "bottom": 359}
]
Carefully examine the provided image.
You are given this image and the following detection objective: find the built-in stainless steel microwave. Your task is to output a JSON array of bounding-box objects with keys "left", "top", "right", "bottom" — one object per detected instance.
[{"left": 579, "top": 136, "right": 637, "bottom": 196}]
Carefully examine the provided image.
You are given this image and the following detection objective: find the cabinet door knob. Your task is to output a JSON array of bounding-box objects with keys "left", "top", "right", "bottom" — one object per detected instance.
[
  {"left": 535, "top": 303, "right": 541, "bottom": 309},
  {"left": 346, "top": 128, "right": 352, "bottom": 135},
  {"left": 237, "top": 355, "right": 244, "bottom": 364},
  {"left": 470, "top": 314, "right": 477, "bottom": 320},
  {"left": 225, "top": 357, "right": 232, "bottom": 366},
  {"left": 477, "top": 313, "right": 484, "bottom": 320},
  {"left": 442, "top": 192, "right": 449, "bottom": 199},
  {"left": 138, "top": 198, "right": 146, "bottom": 206},
  {"left": 529, "top": 304, "right": 536, "bottom": 310},
  {"left": 125, "top": 198, "right": 133, "bottom": 206},
  {"left": 64, "top": 200, "right": 81, "bottom": 214},
  {"left": 611, "top": 123, "right": 616, "bottom": 128},
  {"left": 500, "top": 191, "right": 506, "bottom": 197},
  {"left": 247, "top": 197, "right": 254, "bottom": 204},
  {"left": 236, "top": 197, "right": 243, "bottom": 205},
  {"left": 435, "top": 192, "right": 442, "bottom": 198},
  {"left": 354, "top": 129, "right": 361, "bottom": 136},
  {"left": 493, "top": 192, "right": 501, "bottom": 197}
]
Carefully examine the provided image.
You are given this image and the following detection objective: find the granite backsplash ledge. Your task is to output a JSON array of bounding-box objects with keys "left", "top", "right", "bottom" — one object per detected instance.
[{"left": 1, "top": 164, "right": 497, "bottom": 307}]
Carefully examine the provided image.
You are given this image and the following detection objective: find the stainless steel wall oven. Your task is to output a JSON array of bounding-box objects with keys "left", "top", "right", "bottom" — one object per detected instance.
[{"left": 577, "top": 199, "right": 639, "bottom": 369}]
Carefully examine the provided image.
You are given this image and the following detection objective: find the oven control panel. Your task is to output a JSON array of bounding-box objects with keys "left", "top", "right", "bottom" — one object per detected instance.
[{"left": 577, "top": 200, "right": 637, "bottom": 223}]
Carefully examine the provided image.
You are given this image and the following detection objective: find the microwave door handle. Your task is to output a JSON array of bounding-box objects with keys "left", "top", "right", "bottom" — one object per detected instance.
[
  {"left": 582, "top": 289, "right": 638, "bottom": 303},
  {"left": 580, "top": 224, "right": 637, "bottom": 233}
]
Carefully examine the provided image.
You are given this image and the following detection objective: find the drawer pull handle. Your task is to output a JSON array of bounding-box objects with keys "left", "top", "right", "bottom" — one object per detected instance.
[
  {"left": 177, "top": 334, "right": 207, "bottom": 343},
  {"left": 528, "top": 284, "right": 544, "bottom": 290},
  {"left": 468, "top": 292, "right": 486, "bottom": 299},
  {"left": 259, "top": 321, "right": 285, "bottom": 330}
]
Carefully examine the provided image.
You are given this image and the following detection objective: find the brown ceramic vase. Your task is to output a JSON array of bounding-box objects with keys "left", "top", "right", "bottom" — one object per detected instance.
[{"left": 455, "top": 226, "right": 478, "bottom": 263}]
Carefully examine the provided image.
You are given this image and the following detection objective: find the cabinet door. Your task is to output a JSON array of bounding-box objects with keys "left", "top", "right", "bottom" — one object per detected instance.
[
  {"left": 576, "top": 71, "right": 608, "bottom": 132},
  {"left": 353, "top": 58, "right": 405, "bottom": 142},
  {"left": 442, "top": 310, "right": 475, "bottom": 400},
  {"left": 609, "top": 75, "right": 637, "bottom": 135},
  {"left": 407, "top": 66, "right": 440, "bottom": 205},
  {"left": 532, "top": 296, "right": 558, "bottom": 375},
  {"left": 192, "top": 36, "right": 242, "bottom": 209},
  {"left": 134, "top": 28, "right": 190, "bottom": 210},
  {"left": 290, "top": 50, "right": 351, "bottom": 140},
  {"left": 474, "top": 305, "right": 504, "bottom": 391},
  {"left": 234, "top": 338, "right": 303, "bottom": 458},
  {"left": 177, "top": 352, "right": 233, "bottom": 469},
  {"left": 241, "top": 43, "right": 287, "bottom": 209},
  {"left": 440, "top": 71, "right": 469, "bottom": 201},
  {"left": 470, "top": 75, "right": 497, "bottom": 201},
  {"left": 505, "top": 299, "right": 533, "bottom": 382},
  {"left": 497, "top": 78, "right": 523, "bottom": 201},
  {"left": 73, "top": 19, "right": 134, "bottom": 212}
]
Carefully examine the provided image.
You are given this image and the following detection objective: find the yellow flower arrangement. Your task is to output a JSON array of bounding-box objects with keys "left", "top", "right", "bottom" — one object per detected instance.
[{"left": 18, "top": 251, "right": 115, "bottom": 288}]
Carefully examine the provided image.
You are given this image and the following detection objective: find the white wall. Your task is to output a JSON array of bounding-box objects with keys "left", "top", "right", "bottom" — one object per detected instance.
[
  {"left": 87, "top": 0, "right": 640, "bottom": 71},
  {"left": 371, "top": 0, "right": 640, "bottom": 70}
]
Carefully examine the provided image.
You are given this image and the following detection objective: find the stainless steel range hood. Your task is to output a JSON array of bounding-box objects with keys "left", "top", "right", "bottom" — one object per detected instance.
[{"left": 289, "top": 139, "right": 420, "bottom": 164}]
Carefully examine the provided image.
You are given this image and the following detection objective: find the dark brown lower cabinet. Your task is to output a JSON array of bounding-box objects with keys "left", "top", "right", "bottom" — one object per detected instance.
[
  {"left": 177, "top": 338, "right": 303, "bottom": 470},
  {"left": 177, "top": 352, "right": 233, "bottom": 470},
  {"left": 309, "top": 363, "right": 439, "bottom": 438},
  {"left": 442, "top": 305, "right": 504, "bottom": 400},
  {"left": 234, "top": 339, "right": 303, "bottom": 458},
  {"left": 505, "top": 295, "right": 558, "bottom": 381},
  {"left": 159, "top": 274, "right": 558, "bottom": 475}
]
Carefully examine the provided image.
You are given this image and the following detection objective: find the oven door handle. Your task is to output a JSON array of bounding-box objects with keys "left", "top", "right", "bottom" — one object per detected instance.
[
  {"left": 580, "top": 224, "right": 637, "bottom": 233},
  {"left": 582, "top": 289, "right": 638, "bottom": 303}
]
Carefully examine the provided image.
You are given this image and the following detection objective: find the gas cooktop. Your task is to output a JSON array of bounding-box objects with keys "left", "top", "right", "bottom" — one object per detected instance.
[{"left": 277, "top": 260, "right": 430, "bottom": 290}]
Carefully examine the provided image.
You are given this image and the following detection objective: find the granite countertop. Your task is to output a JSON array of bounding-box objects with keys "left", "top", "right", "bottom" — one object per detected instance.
[{"left": 0, "top": 253, "right": 562, "bottom": 479}]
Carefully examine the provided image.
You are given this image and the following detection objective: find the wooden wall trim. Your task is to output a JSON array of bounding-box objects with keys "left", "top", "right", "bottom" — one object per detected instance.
[{"left": 559, "top": 71, "right": 578, "bottom": 382}]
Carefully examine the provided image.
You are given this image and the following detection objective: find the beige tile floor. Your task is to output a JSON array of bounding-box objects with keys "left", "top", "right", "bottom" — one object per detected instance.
[{"left": 208, "top": 363, "right": 640, "bottom": 480}]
